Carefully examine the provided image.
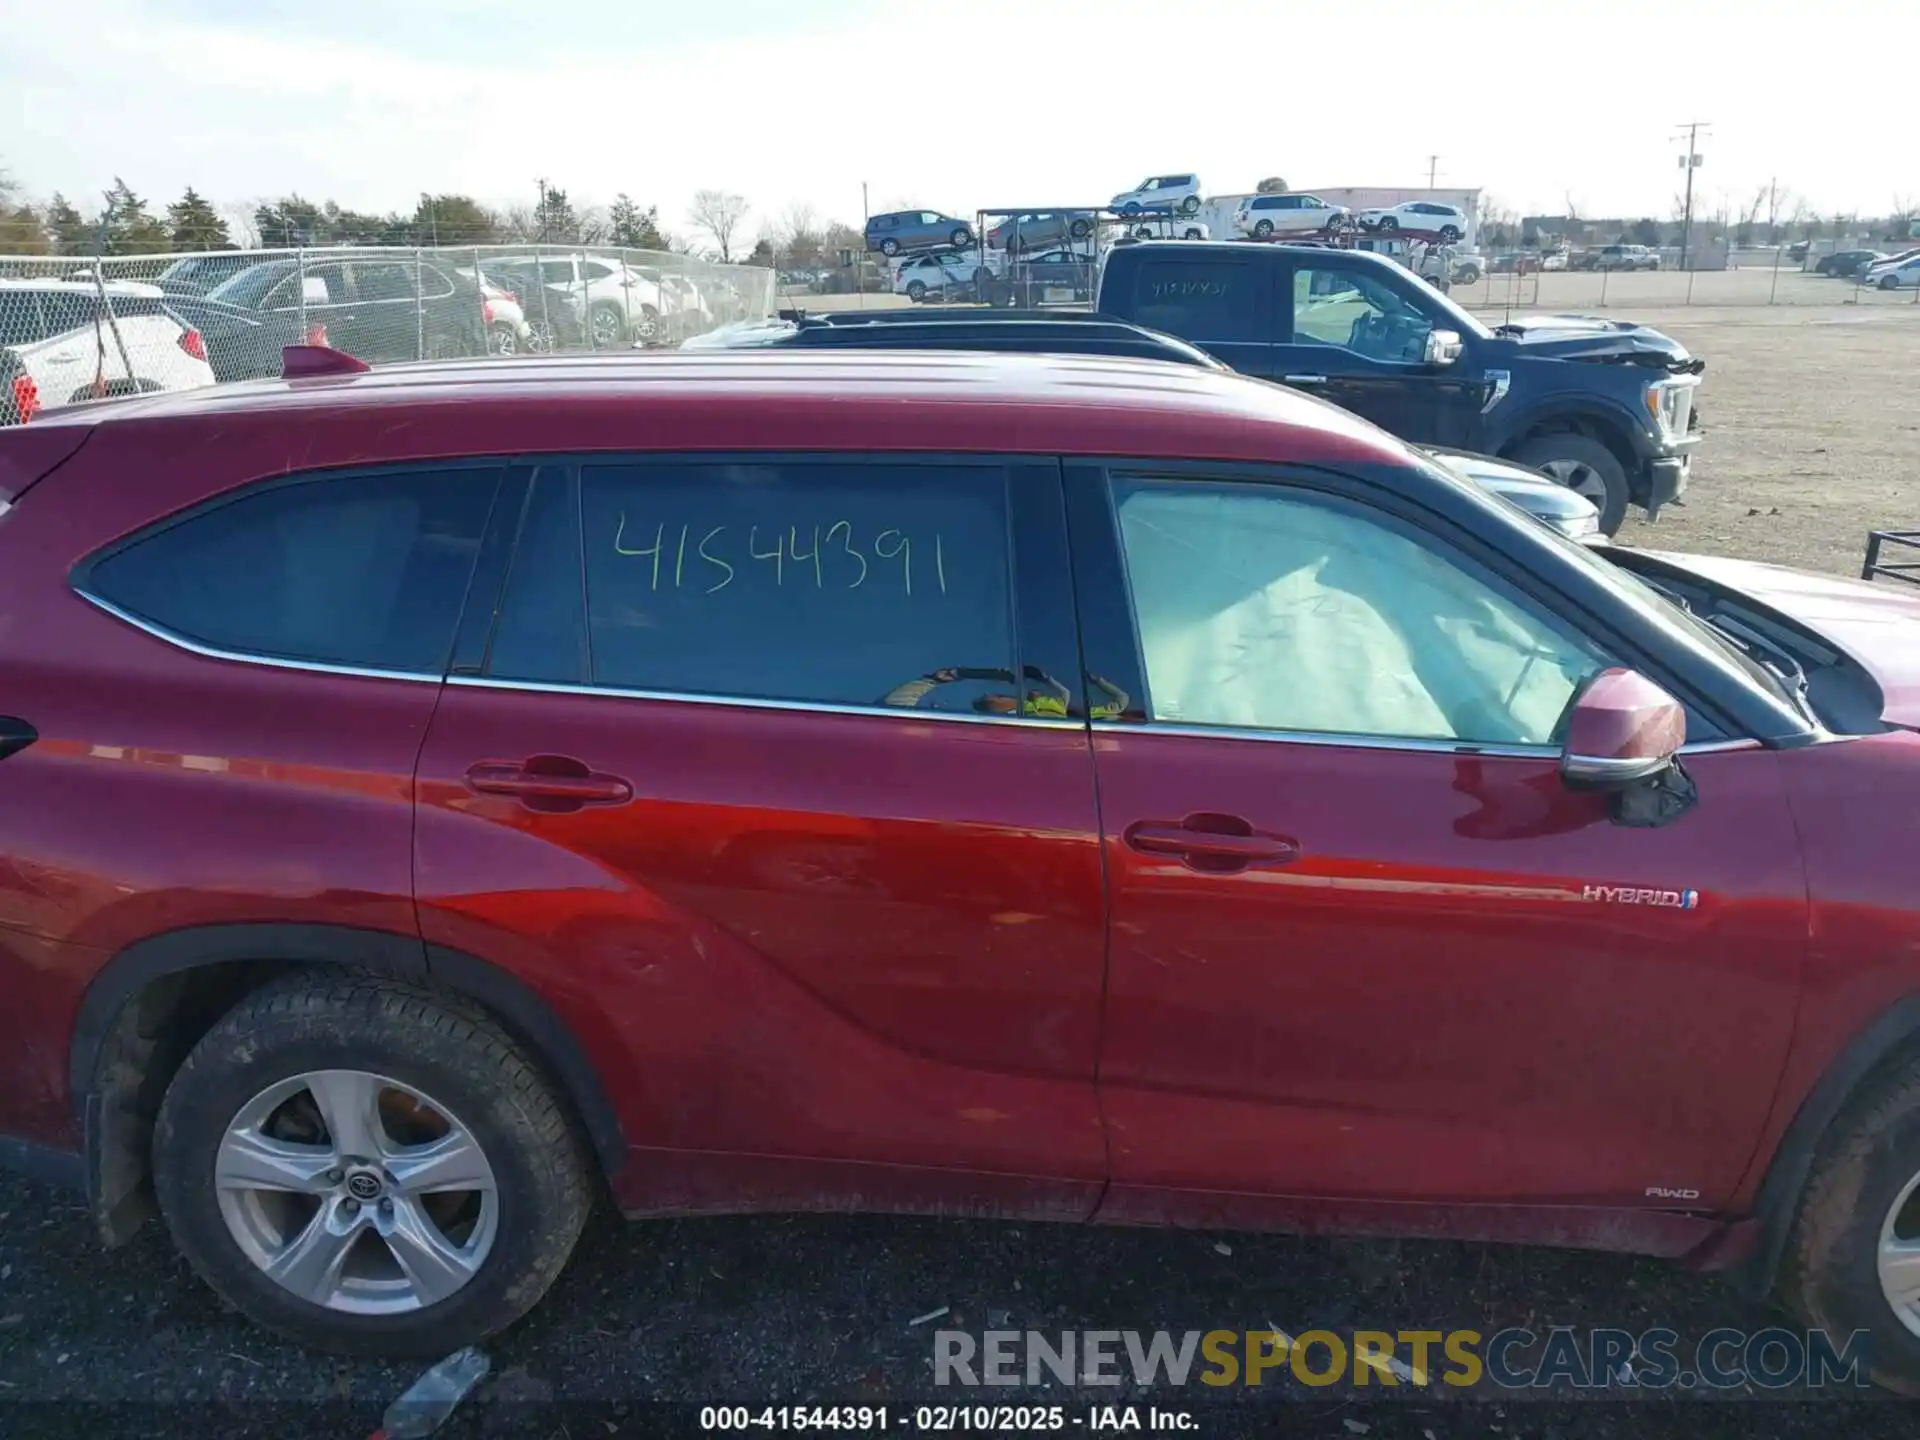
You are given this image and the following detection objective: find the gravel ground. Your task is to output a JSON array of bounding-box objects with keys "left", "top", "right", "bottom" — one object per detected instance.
[{"left": 4, "top": 301, "right": 1919, "bottom": 1438}]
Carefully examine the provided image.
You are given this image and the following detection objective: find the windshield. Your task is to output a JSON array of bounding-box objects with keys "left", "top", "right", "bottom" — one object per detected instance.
[{"left": 206, "top": 262, "right": 292, "bottom": 310}]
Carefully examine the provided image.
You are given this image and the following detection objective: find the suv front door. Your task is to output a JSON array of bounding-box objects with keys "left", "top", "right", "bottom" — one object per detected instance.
[
  {"left": 1271, "top": 253, "right": 1487, "bottom": 448},
  {"left": 413, "top": 455, "right": 1108, "bottom": 1217},
  {"left": 1067, "top": 463, "right": 1806, "bottom": 1212}
]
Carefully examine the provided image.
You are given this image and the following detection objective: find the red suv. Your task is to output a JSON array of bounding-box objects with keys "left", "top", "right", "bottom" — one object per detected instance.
[{"left": 4, "top": 349, "right": 1920, "bottom": 1384}]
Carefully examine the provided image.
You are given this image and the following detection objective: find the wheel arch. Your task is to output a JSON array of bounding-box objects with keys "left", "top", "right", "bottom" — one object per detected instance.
[
  {"left": 1738, "top": 993, "right": 1920, "bottom": 1300},
  {"left": 69, "top": 923, "right": 626, "bottom": 1245},
  {"left": 1493, "top": 400, "right": 1647, "bottom": 474}
]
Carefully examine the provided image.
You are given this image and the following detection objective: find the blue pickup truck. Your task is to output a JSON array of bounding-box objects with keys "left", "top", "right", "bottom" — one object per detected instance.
[{"left": 1088, "top": 241, "right": 1702, "bottom": 534}]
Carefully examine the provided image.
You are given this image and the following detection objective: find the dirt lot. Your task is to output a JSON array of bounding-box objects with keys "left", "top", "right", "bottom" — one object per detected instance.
[
  {"left": 2, "top": 301, "right": 1918, "bottom": 1439},
  {"left": 1600, "top": 303, "right": 1919, "bottom": 574}
]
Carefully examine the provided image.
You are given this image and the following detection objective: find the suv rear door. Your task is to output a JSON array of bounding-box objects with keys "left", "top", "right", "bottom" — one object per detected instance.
[
  {"left": 412, "top": 454, "right": 1107, "bottom": 1216},
  {"left": 1108, "top": 246, "right": 1274, "bottom": 377}
]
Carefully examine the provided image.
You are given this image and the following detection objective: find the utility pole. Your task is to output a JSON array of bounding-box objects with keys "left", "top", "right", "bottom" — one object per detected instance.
[
  {"left": 1426, "top": 155, "right": 1441, "bottom": 189},
  {"left": 535, "top": 177, "right": 550, "bottom": 244},
  {"left": 1673, "top": 121, "right": 1710, "bottom": 270}
]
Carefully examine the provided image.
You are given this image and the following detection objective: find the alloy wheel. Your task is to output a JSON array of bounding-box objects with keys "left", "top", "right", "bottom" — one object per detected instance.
[
  {"left": 214, "top": 1069, "right": 499, "bottom": 1315},
  {"left": 1537, "top": 457, "right": 1610, "bottom": 506},
  {"left": 1880, "top": 1169, "right": 1920, "bottom": 1338},
  {"left": 591, "top": 309, "right": 624, "bottom": 347}
]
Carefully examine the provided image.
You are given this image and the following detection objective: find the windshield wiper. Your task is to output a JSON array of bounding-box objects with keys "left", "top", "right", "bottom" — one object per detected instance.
[{"left": 1702, "top": 611, "right": 1813, "bottom": 711}]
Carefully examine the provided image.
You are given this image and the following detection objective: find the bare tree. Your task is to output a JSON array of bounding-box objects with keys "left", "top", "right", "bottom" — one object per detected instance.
[
  {"left": 219, "top": 201, "right": 262, "bottom": 250},
  {"left": 688, "top": 190, "right": 750, "bottom": 262},
  {"left": 777, "top": 202, "right": 825, "bottom": 267}
]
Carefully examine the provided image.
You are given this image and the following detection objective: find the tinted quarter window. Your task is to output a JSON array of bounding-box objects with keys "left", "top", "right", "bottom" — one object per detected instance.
[
  {"left": 0, "top": 293, "right": 47, "bottom": 344},
  {"left": 568, "top": 459, "right": 1017, "bottom": 714},
  {"left": 1127, "top": 258, "right": 1259, "bottom": 343},
  {"left": 38, "top": 292, "right": 99, "bottom": 334},
  {"left": 1111, "top": 477, "right": 1606, "bottom": 745},
  {"left": 82, "top": 467, "right": 498, "bottom": 673}
]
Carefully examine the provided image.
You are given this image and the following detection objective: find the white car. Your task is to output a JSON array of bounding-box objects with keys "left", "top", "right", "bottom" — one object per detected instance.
[
  {"left": 1357, "top": 201, "right": 1469, "bottom": 241},
  {"left": 1232, "top": 193, "right": 1348, "bottom": 239},
  {"left": 455, "top": 268, "right": 536, "bottom": 354},
  {"left": 1110, "top": 174, "right": 1203, "bottom": 217},
  {"left": 512, "top": 254, "right": 668, "bottom": 346},
  {"left": 894, "top": 252, "right": 985, "bottom": 302},
  {"left": 0, "top": 279, "right": 215, "bottom": 414},
  {"left": 1131, "top": 220, "right": 1211, "bottom": 241},
  {"left": 1863, "top": 250, "right": 1920, "bottom": 289}
]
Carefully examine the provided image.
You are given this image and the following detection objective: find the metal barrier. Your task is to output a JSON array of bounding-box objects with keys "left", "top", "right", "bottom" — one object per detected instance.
[{"left": 0, "top": 245, "right": 778, "bottom": 416}]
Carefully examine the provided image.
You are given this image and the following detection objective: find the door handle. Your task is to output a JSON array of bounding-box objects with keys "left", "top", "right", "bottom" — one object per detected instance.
[
  {"left": 1124, "top": 815, "right": 1300, "bottom": 873},
  {"left": 1283, "top": 374, "right": 1329, "bottom": 385},
  {"left": 464, "top": 756, "right": 633, "bottom": 812}
]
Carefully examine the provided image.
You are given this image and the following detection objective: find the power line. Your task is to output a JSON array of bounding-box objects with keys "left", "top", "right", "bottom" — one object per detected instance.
[{"left": 1673, "top": 122, "right": 1711, "bottom": 270}]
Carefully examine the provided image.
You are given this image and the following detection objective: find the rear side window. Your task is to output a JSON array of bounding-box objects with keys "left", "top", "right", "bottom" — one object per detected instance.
[
  {"left": 486, "top": 458, "right": 1020, "bottom": 716},
  {"left": 80, "top": 467, "right": 499, "bottom": 674},
  {"left": 1125, "top": 257, "right": 1263, "bottom": 343}
]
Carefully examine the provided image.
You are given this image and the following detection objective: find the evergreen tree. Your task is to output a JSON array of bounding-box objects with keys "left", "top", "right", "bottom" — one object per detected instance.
[
  {"left": 608, "top": 194, "right": 666, "bottom": 251},
  {"left": 166, "top": 187, "right": 232, "bottom": 251},
  {"left": 101, "top": 177, "right": 171, "bottom": 254}
]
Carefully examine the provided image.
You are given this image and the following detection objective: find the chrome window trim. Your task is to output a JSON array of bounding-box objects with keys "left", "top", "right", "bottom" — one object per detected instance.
[
  {"left": 447, "top": 674, "right": 1081, "bottom": 730},
  {"left": 1090, "top": 719, "right": 1763, "bottom": 759},
  {"left": 74, "top": 588, "right": 444, "bottom": 685}
]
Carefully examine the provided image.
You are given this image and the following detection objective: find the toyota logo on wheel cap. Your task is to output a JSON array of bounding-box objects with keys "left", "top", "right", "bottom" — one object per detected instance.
[{"left": 346, "top": 1172, "right": 383, "bottom": 1201}]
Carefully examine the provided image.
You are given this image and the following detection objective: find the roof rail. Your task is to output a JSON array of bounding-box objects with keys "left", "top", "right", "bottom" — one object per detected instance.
[{"left": 281, "top": 344, "right": 371, "bottom": 379}]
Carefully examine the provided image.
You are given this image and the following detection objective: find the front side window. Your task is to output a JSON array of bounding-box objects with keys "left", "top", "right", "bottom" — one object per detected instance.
[
  {"left": 489, "top": 460, "right": 1020, "bottom": 716},
  {"left": 1110, "top": 477, "right": 1607, "bottom": 746},
  {"left": 80, "top": 468, "right": 497, "bottom": 673},
  {"left": 1290, "top": 263, "right": 1434, "bottom": 362}
]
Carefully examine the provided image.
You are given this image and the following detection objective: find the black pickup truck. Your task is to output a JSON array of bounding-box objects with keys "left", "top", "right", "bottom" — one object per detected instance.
[{"left": 1091, "top": 241, "right": 1703, "bottom": 534}]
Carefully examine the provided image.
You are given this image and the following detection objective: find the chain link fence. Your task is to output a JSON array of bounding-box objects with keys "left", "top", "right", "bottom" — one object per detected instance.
[{"left": 0, "top": 245, "right": 778, "bottom": 422}]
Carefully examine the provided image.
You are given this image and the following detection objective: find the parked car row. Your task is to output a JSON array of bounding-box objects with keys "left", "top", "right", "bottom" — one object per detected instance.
[{"left": 1, "top": 249, "right": 762, "bottom": 414}]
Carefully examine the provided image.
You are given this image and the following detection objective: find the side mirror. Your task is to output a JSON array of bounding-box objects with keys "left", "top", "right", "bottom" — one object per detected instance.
[
  {"left": 1560, "top": 668, "right": 1686, "bottom": 788},
  {"left": 1424, "top": 329, "right": 1464, "bottom": 366}
]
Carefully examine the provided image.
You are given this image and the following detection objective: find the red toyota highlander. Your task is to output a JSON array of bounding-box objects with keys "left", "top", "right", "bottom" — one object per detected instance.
[{"left": 3, "top": 348, "right": 1920, "bottom": 1384}]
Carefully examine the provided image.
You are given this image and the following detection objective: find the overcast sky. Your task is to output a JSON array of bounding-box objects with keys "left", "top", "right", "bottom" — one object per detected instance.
[{"left": 5, "top": 0, "right": 1911, "bottom": 240}]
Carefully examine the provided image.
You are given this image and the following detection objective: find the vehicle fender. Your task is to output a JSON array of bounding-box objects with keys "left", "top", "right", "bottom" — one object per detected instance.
[
  {"left": 69, "top": 922, "right": 626, "bottom": 1180},
  {"left": 1734, "top": 993, "right": 1920, "bottom": 1300},
  {"left": 1486, "top": 392, "right": 1657, "bottom": 465}
]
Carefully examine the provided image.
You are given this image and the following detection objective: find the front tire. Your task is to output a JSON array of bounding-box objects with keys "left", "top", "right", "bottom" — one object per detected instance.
[
  {"left": 588, "top": 303, "right": 626, "bottom": 348},
  {"left": 1508, "top": 433, "right": 1631, "bottom": 536},
  {"left": 1439, "top": 225, "right": 1462, "bottom": 242},
  {"left": 1783, "top": 1050, "right": 1920, "bottom": 1395},
  {"left": 153, "top": 973, "right": 593, "bottom": 1357}
]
